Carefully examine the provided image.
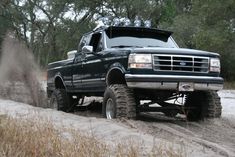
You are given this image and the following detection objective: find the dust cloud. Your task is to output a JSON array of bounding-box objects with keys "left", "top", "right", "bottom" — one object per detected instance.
[{"left": 0, "top": 32, "right": 47, "bottom": 107}]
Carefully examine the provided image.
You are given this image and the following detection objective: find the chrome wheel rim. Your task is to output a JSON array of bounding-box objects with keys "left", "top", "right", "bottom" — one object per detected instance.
[{"left": 106, "top": 98, "right": 115, "bottom": 119}]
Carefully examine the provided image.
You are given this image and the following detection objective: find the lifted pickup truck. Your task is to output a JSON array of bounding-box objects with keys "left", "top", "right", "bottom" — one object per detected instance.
[{"left": 47, "top": 26, "right": 223, "bottom": 121}]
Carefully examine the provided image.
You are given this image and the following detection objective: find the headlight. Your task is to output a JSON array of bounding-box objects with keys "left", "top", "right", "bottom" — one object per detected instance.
[
  {"left": 128, "top": 54, "right": 152, "bottom": 69},
  {"left": 210, "top": 58, "right": 220, "bottom": 72}
]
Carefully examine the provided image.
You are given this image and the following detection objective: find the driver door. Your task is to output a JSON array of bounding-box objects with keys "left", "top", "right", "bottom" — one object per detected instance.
[
  {"left": 72, "top": 34, "right": 90, "bottom": 91},
  {"left": 81, "top": 32, "right": 106, "bottom": 92}
]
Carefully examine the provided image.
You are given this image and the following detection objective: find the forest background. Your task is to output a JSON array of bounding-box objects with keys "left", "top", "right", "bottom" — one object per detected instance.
[{"left": 0, "top": 0, "right": 234, "bottom": 81}]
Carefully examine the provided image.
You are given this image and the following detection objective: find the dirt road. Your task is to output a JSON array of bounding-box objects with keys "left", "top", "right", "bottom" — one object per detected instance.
[
  {"left": 75, "top": 90, "right": 235, "bottom": 157},
  {"left": 0, "top": 90, "right": 235, "bottom": 157}
]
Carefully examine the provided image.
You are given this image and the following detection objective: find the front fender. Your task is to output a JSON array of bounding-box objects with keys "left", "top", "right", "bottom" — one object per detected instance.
[
  {"left": 107, "top": 62, "right": 126, "bottom": 74},
  {"left": 54, "top": 73, "right": 66, "bottom": 89},
  {"left": 105, "top": 62, "right": 126, "bottom": 85}
]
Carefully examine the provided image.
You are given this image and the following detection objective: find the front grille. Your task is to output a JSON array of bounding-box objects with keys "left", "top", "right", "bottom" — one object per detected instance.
[{"left": 153, "top": 54, "right": 209, "bottom": 73}]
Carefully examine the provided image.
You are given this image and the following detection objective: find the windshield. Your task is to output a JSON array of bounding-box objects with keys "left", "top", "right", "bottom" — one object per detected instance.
[{"left": 105, "top": 27, "right": 178, "bottom": 48}]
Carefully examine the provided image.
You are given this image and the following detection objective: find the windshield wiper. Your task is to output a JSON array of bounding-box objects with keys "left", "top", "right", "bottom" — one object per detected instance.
[{"left": 111, "top": 45, "right": 142, "bottom": 48}]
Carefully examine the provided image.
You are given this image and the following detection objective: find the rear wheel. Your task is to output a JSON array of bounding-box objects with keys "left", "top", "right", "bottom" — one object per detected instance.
[
  {"left": 185, "top": 91, "right": 222, "bottom": 121},
  {"left": 102, "top": 84, "right": 137, "bottom": 119},
  {"left": 49, "top": 89, "right": 73, "bottom": 112}
]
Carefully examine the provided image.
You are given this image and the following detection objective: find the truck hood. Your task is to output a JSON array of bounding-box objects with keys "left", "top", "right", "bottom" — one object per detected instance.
[{"left": 106, "top": 47, "right": 220, "bottom": 57}]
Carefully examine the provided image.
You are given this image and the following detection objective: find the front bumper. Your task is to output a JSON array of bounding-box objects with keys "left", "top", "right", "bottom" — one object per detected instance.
[{"left": 125, "top": 74, "right": 223, "bottom": 91}]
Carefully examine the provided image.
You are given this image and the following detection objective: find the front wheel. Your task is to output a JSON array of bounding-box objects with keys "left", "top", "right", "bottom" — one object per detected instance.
[
  {"left": 185, "top": 91, "right": 222, "bottom": 121},
  {"left": 102, "top": 84, "right": 137, "bottom": 119}
]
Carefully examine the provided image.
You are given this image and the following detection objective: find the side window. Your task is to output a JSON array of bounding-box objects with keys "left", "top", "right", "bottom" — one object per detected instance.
[
  {"left": 96, "top": 37, "right": 103, "bottom": 52},
  {"left": 89, "top": 33, "right": 102, "bottom": 52},
  {"left": 78, "top": 34, "right": 91, "bottom": 52}
]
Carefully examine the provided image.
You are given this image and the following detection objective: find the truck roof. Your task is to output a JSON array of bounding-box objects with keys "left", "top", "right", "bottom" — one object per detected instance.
[{"left": 84, "top": 26, "right": 173, "bottom": 37}]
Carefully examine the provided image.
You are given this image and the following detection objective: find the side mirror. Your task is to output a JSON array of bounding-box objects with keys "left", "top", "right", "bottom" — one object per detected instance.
[
  {"left": 82, "top": 46, "right": 93, "bottom": 53},
  {"left": 67, "top": 50, "right": 77, "bottom": 59}
]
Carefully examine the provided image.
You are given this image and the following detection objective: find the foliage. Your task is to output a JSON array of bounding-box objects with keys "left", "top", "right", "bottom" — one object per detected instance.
[
  {"left": 0, "top": 0, "right": 234, "bottom": 80},
  {"left": 161, "top": 0, "right": 235, "bottom": 80}
]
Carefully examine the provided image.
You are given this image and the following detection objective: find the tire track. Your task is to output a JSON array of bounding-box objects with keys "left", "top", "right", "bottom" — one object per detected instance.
[{"left": 121, "top": 114, "right": 235, "bottom": 157}]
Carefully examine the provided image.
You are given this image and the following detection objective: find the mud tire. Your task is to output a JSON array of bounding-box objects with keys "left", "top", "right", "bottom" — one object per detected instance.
[
  {"left": 102, "top": 84, "right": 136, "bottom": 119},
  {"left": 49, "top": 89, "right": 70, "bottom": 112},
  {"left": 185, "top": 91, "right": 222, "bottom": 121}
]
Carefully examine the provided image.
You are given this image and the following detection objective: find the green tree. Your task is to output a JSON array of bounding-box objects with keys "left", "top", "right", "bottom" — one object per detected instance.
[
  {"left": 191, "top": 0, "right": 235, "bottom": 80},
  {"left": 1, "top": 0, "right": 234, "bottom": 80},
  {"left": 163, "top": 0, "right": 235, "bottom": 80}
]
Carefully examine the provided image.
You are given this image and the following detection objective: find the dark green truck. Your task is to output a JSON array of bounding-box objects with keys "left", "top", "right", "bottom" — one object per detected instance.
[{"left": 47, "top": 26, "right": 223, "bottom": 121}]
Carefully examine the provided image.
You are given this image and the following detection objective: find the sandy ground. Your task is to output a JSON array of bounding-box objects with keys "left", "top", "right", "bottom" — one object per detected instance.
[{"left": 0, "top": 90, "right": 235, "bottom": 157}]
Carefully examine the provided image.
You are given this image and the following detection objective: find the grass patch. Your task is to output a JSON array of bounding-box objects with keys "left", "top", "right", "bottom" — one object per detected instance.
[{"left": 0, "top": 115, "right": 185, "bottom": 157}]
